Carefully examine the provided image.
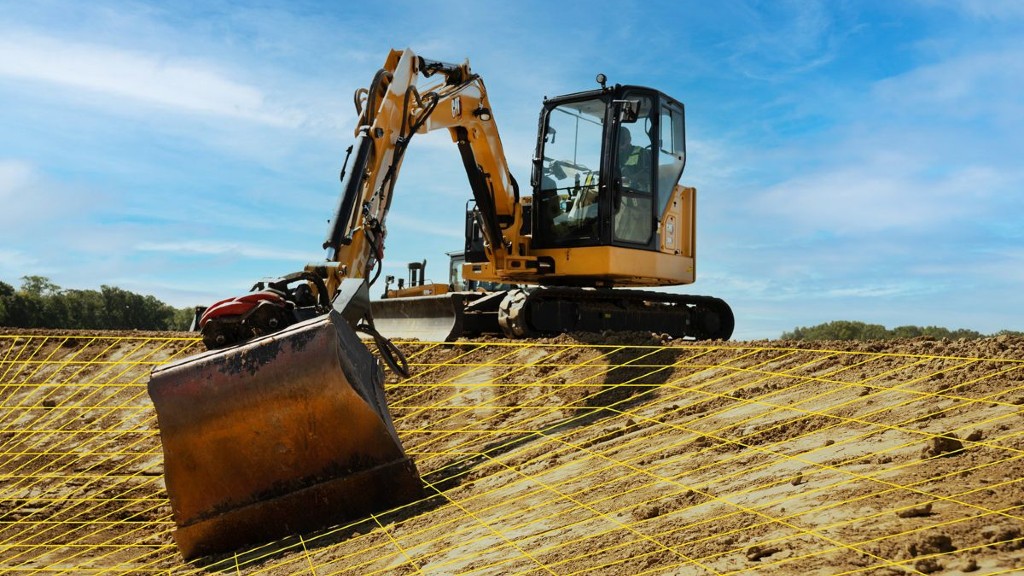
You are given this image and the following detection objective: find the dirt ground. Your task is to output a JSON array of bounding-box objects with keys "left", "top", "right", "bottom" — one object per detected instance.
[{"left": 2, "top": 329, "right": 1023, "bottom": 575}]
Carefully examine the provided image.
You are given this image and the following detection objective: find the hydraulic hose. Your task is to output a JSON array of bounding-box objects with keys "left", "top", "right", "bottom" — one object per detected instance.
[{"left": 356, "top": 317, "right": 410, "bottom": 379}]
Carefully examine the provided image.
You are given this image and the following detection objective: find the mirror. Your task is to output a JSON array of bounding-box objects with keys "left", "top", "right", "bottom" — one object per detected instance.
[{"left": 614, "top": 99, "right": 640, "bottom": 123}]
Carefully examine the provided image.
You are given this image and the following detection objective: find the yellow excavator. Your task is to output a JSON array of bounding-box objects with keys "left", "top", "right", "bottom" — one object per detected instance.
[
  {"left": 380, "top": 260, "right": 450, "bottom": 299},
  {"left": 148, "top": 48, "right": 733, "bottom": 559}
]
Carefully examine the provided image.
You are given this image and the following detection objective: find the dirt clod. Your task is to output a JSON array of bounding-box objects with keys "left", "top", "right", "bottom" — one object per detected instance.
[
  {"left": 907, "top": 534, "right": 955, "bottom": 557},
  {"left": 981, "top": 525, "right": 1023, "bottom": 551},
  {"left": 913, "top": 558, "right": 943, "bottom": 574},
  {"left": 896, "top": 502, "right": 933, "bottom": 518},
  {"left": 746, "top": 545, "right": 781, "bottom": 561},
  {"left": 921, "top": 434, "right": 964, "bottom": 458},
  {"left": 965, "top": 429, "right": 985, "bottom": 442},
  {"left": 632, "top": 504, "right": 662, "bottom": 520}
]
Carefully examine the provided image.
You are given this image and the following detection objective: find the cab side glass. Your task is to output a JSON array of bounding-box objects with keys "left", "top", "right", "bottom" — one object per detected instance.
[
  {"left": 613, "top": 94, "right": 655, "bottom": 244},
  {"left": 657, "top": 104, "right": 686, "bottom": 217}
]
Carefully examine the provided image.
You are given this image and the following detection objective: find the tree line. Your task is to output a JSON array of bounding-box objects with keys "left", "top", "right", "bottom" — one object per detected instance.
[
  {"left": 6, "top": 278, "right": 1022, "bottom": 339},
  {"left": 0, "top": 276, "right": 195, "bottom": 331},
  {"left": 781, "top": 320, "right": 1023, "bottom": 341}
]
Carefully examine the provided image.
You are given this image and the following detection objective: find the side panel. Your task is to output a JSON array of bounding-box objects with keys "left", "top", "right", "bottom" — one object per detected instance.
[
  {"left": 466, "top": 244, "right": 694, "bottom": 287},
  {"left": 660, "top": 185, "right": 695, "bottom": 259},
  {"left": 534, "top": 245, "right": 695, "bottom": 286}
]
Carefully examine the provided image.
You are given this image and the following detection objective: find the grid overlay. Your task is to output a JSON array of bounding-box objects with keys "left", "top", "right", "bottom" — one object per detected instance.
[{"left": 1, "top": 334, "right": 1023, "bottom": 575}]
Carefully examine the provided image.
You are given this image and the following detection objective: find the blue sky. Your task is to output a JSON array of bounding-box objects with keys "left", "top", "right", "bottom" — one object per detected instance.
[{"left": 1, "top": 1, "right": 1022, "bottom": 339}]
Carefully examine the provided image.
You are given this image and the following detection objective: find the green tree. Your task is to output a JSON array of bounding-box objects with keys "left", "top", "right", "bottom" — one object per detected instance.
[
  {"left": 62, "top": 289, "right": 106, "bottom": 329},
  {"left": 0, "top": 280, "right": 12, "bottom": 324},
  {"left": 781, "top": 321, "right": 889, "bottom": 340},
  {"left": 20, "top": 275, "right": 61, "bottom": 296},
  {"left": 172, "top": 307, "right": 197, "bottom": 330},
  {"left": 946, "top": 328, "right": 984, "bottom": 339},
  {"left": 4, "top": 291, "right": 45, "bottom": 327},
  {"left": 781, "top": 321, "right": 991, "bottom": 341},
  {"left": 891, "top": 325, "right": 922, "bottom": 339},
  {"left": 0, "top": 276, "right": 195, "bottom": 330}
]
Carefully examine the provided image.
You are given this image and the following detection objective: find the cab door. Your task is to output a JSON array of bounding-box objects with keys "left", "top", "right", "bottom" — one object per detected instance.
[{"left": 532, "top": 95, "right": 608, "bottom": 249}]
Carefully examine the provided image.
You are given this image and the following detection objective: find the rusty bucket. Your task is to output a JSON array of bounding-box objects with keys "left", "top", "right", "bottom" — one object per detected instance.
[{"left": 148, "top": 310, "right": 422, "bottom": 559}]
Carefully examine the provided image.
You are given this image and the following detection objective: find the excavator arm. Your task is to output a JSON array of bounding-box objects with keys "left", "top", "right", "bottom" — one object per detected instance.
[
  {"left": 192, "top": 48, "right": 527, "bottom": 357},
  {"left": 318, "top": 48, "right": 523, "bottom": 300}
]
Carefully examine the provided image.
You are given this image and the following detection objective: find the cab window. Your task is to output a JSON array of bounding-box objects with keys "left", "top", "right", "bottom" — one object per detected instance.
[{"left": 536, "top": 98, "right": 606, "bottom": 245}]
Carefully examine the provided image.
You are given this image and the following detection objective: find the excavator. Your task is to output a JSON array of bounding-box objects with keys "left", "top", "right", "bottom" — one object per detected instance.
[
  {"left": 380, "top": 260, "right": 450, "bottom": 299},
  {"left": 147, "top": 48, "right": 733, "bottom": 559}
]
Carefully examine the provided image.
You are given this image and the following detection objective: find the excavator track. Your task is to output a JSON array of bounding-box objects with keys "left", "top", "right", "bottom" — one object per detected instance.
[
  {"left": 497, "top": 287, "right": 734, "bottom": 341},
  {"left": 371, "top": 287, "right": 734, "bottom": 342}
]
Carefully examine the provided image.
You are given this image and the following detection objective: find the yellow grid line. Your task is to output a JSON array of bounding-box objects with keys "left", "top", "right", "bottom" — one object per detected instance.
[
  {"left": 391, "top": 340, "right": 1015, "bottom": 569},
  {"left": 2, "top": 334, "right": 1023, "bottom": 575}
]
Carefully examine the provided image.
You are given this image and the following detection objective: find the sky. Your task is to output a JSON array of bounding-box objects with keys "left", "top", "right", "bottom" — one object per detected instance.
[{"left": 1, "top": 0, "right": 1022, "bottom": 339}]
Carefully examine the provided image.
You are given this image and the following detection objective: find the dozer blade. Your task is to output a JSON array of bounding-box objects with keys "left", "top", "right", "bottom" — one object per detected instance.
[
  {"left": 148, "top": 310, "right": 422, "bottom": 560},
  {"left": 371, "top": 293, "right": 471, "bottom": 342}
]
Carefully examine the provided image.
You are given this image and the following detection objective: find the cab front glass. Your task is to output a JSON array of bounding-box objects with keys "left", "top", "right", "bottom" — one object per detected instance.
[{"left": 533, "top": 96, "right": 607, "bottom": 247}]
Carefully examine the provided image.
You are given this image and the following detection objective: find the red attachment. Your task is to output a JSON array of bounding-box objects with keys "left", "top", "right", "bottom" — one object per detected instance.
[{"left": 199, "top": 291, "right": 287, "bottom": 328}]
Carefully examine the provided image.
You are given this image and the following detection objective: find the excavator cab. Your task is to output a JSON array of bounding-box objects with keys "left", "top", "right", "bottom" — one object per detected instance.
[{"left": 532, "top": 84, "right": 686, "bottom": 254}]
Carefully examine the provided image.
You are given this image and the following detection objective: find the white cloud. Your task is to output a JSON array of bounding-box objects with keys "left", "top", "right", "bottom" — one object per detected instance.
[
  {"left": 873, "top": 49, "right": 1024, "bottom": 123},
  {"left": 135, "top": 241, "right": 314, "bottom": 262},
  {"left": 749, "top": 38, "right": 1022, "bottom": 237},
  {"left": 725, "top": 1, "right": 842, "bottom": 80},
  {"left": 0, "top": 248, "right": 41, "bottom": 276},
  {"left": 945, "top": 0, "right": 1024, "bottom": 19},
  {"left": 0, "top": 159, "right": 33, "bottom": 193},
  {"left": 823, "top": 283, "right": 934, "bottom": 299},
  {"left": 753, "top": 159, "right": 1003, "bottom": 235},
  {"left": 0, "top": 32, "right": 305, "bottom": 127},
  {"left": 0, "top": 159, "right": 96, "bottom": 232}
]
